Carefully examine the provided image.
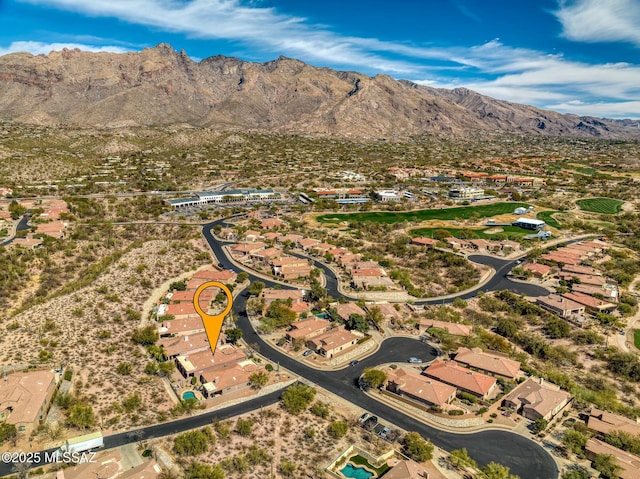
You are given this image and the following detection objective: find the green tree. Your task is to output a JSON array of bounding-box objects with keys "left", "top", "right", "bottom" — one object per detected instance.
[
  {"left": 480, "top": 461, "right": 519, "bottom": 479},
  {"left": 281, "top": 383, "right": 316, "bottom": 415},
  {"left": 449, "top": 448, "right": 477, "bottom": 469},
  {"left": 328, "top": 420, "right": 349, "bottom": 439},
  {"left": 173, "top": 428, "right": 212, "bottom": 456},
  {"left": 562, "top": 428, "right": 589, "bottom": 456},
  {"left": 279, "top": 460, "right": 296, "bottom": 477},
  {"left": 224, "top": 328, "right": 243, "bottom": 344},
  {"left": 158, "top": 361, "right": 176, "bottom": 377},
  {"left": 67, "top": 403, "right": 95, "bottom": 429},
  {"left": 365, "top": 306, "right": 385, "bottom": 329},
  {"left": 235, "top": 418, "right": 254, "bottom": 437},
  {"left": 0, "top": 423, "right": 17, "bottom": 444},
  {"left": 544, "top": 317, "right": 571, "bottom": 339},
  {"left": 561, "top": 467, "right": 589, "bottom": 479},
  {"left": 8, "top": 200, "right": 27, "bottom": 220},
  {"left": 402, "top": 432, "right": 434, "bottom": 462},
  {"left": 532, "top": 417, "right": 549, "bottom": 434},
  {"left": 132, "top": 325, "right": 159, "bottom": 345},
  {"left": 593, "top": 454, "right": 621, "bottom": 479},
  {"left": 346, "top": 313, "right": 369, "bottom": 332},
  {"left": 361, "top": 368, "right": 387, "bottom": 389},
  {"left": 236, "top": 272, "right": 249, "bottom": 283},
  {"left": 183, "top": 463, "right": 224, "bottom": 479},
  {"left": 248, "top": 281, "right": 265, "bottom": 296},
  {"left": 249, "top": 370, "right": 269, "bottom": 389},
  {"left": 310, "top": 401, "right": 331, "bottom": 419}
]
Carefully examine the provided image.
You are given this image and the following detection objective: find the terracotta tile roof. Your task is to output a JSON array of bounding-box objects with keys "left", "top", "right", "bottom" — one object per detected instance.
[
  {"left": 424, "top": 360, "right": 497, "bottom": 397},
  {"left": 286, "top": 317, "right": 331, "bottom": 340},
  {"left": 192, "top": 269, "right": 236, "bottom": 282},
  {"left": 0, "top": 370, "right": 55, "bottom": 427},
  {"left": 160, "top": 332, "right": 210, "bottom": 357},
  {"left": 298, "top": 238, "right": 320, "bottom": 248},
  {"left": 351, "top": 268, "right": 384, "bottom": 277},
  {"left": 261, "top": 288, "right": 304, "bottom": 303},
  {"left": 503, "top": 377, "right": 572, "bottom": 420},
  {"left": 536, "top": 294, "right": 585, "bottom": 314},
  {"left": 260, "top": 218, "right": 283, "bottom": 228},
  {"left": 585, "top": 439, "right": 640, "bottom": 479},
  {"left": 369, "top": 302, "right": 402, "bottom": 319},
  {"left": 562, "top": 291, "right": 615, "bottom": 310},
  {"left": 271, "top": 257, "right": 308, "bottom": 267},
  {"left": 335, "top": 303, "right": 367, "bottom": 321},
  {"left": 412, "top": 237, "right": 439, "bottom": 246},
  {"left": 308, "top": 326, "right": 360, "bottom": 351},
  {"left": 159, "top": 317, "right": 205, "bottom": 335},
  {"left": 387, "top": 368, "right": 456, "bottom": 407},
  {"left": 177, "top": 345, "right": 246, "bottom": 372},
  {"left": 523, "top": 263, "right": 552, "bottom": 276},
  {"left": 200, "top": 361, "right": 258, "bottom": 391},
  {"left": 165, "top": 302, "right": 200, "bottom": 318},
  {"left": 454, "top": 347, "right": 521, "bottom": 378},
  {"left": 562, "top": 264, "right": 601, "bottom": 276},
  {"left": 588, "top": 408, "right": 640, "bottom": 436},
  {"left": 262, "top": 232, "right": 280, "bottom": 241},
  {"left": 559, "top": 272, "right": 606, "bottom": 286},
  {"left": 420, "top": 319, "right": 472, "bottom": 336},
  {"left": 231, "top": 242, "right": 266, "bottom": 253}
]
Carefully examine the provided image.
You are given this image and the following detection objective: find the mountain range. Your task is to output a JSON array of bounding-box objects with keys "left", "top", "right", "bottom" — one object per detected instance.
[{"left": 0, "top": 43, "right": 638, "bottom": 139}]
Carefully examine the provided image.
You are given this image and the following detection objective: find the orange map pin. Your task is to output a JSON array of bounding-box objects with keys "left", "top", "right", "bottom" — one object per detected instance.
[{"left": 193, "top": 281, "right": 233, "bottom": 355}]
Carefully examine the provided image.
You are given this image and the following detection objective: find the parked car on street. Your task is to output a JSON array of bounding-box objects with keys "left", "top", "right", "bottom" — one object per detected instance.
[
  {"left": 302, "top": 349, "right": 313, "bottom": 357},
  {"left": 408, "top": 357, "right": 423, "bottom": 364}
]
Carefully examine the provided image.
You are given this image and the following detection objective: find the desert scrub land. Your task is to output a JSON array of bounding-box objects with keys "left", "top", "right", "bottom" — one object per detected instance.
[{"left": 0, "top": 235, "right": 211, "bottom": 438}]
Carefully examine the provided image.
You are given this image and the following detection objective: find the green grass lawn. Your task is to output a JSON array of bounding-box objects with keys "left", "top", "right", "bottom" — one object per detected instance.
[
  {"left": 576, "top": 197, "right": 623, "bottom": 215},
  {"left": 410, "top": 225, "right": 530, "bottom": 240},
  {"left": 634, "top": 330, "right": 640, "bottom": 350},
  {"left": 536, "top": 210, "right": 562, "bottom": 229},
  {"left": 317, "top": 202, "right": 529, "bottom": 224}
]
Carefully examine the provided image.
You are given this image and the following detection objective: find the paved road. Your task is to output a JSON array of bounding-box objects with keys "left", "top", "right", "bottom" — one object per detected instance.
[
  {"left": 0, "top": 213, "right": 30, "bottom": 246},
  {"left": 202, "top": 221, "right": 559, "bottom": 479}
]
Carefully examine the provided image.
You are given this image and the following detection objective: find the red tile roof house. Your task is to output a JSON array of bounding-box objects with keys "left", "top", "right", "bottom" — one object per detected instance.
[
  {"left": 307, "top": 326, "right": 362, "bottom": 358},
  {"left": 466, "top": 239, "right": 493, "bottom": 251},
  {"left": 200, "top": 360, "right": 260, "bottom": 398},
  {"left": 230, "top": 242, "right": 266, "bottom": 256},
  {"left": 262, "top": 231, "right": 280, "bottom": 242},
  {"left": 192, "top": 269, "right": 238, "bottom": 283},
  {"left": 536, "top": 294, "right": 585, "bottom": 318},
  {"left": 311, "top": 242, "right": 334, "bottom": 254},
  {"left": 454, "top": 347, "right": 521, "bottom": 379},
  {"left": 175, "top": 344, "right": 246, "bottom": 378},
  {"left": 500, "top": 240, "right": 520, "bottom": 252},
  {"left": 523, "top": 262, "right": 553, "bottom": 279},
  {"left": 336, "top": 253, "right": 362, "bottom": 266},
  {"left": 285, "top": 317, "right": 332, "bottom": 342},
  {"left": 588, "top": 408, "right": 640, "bottom": 437},
  {"left": 411, "top": 237, "right": 439, "bottom": 248},
  {"left": 559, "top": 272, "right": 607, "bottom": 287},
  {"left": 298, "top": 238, "right": 320, "bottom": 250},
  {"left": 169, "top": 288, "right": 214, "bottom": 304},
  {"left": 261, "top": 288, "right": 304, "bottom": 306},
  {"left": 277, "top": 265, "right": 312, "bottom": 280},
  {"left": 160, "top": 332, "right": 211, "bottom": 359},
  {"left": 158, "top": 316, "right": 206, "bottom": 337},
  {"left": 249, "top": 247, "right": 283, "bottom": 265},
  {"left": 423, "top": 360, "right": 497, "bottom": 399},
  {"left": 367, "top": 302, "right": 402, "bottom": 321},
  {"left": 278, "top": 234, "right": 304, "bottom": 244},
  {"left": 445, "top": 237, "right": 470, "bottom": 250},
  {"left": 573, "top": 283, "right": 618, "bottom": 301},
  {"left": 562, "top": 291, "right": 617, "bottom": 314},
  {"left": 334, "top": 302, "right": 367, "bottom": 322},
  {"left": 386, "top": 367, "right": 456, "bottom": 408},
  {"left": 164, "top": 302, "right": 201, "bottom": 320},
  {"left": 541, "top": 252, "right": 582, "bottom": 266},
  {"left": 420, "top": 319, "right": 472, "bottom": 337},
  {"left": 562, "top": 264, "right": 602, "bottom": 276},
  {"left": 585, "top": 438, "right": 640, "bottom": 479},
  {"left": 502, "top": 377, "right": 572, "bottom": 421},
  {"left": 260, "top": 217, "right": 283, "bottom": 229},
  {"left": 0, "top": 370, "right": 57, "bottom": 435},
  {"left": 242, "top": 230, "right": 262, "bottom": 242}
]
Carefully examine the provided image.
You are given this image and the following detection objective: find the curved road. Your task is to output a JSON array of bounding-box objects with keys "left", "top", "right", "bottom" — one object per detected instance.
[{"left": 202, "top": 221, "right": 559, "bottom": 479}]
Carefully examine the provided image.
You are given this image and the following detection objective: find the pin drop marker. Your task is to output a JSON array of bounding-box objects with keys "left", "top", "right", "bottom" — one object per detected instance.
[{"left": 193, "top": 281, "right": 233, "bottom": 355}]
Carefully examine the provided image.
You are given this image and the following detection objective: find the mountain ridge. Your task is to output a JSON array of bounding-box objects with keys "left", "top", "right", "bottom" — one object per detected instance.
[{"left": 0, "top": 43, "right": 638, "bottom": 139}]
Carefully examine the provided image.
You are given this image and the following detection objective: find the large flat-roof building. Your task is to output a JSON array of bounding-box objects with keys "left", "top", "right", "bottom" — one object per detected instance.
[
  {"left": 166, "top": 189, "right": 278, "bottom": 208},
  {"left": 512, "top": 218, "right": 545, "bottom": 230}
]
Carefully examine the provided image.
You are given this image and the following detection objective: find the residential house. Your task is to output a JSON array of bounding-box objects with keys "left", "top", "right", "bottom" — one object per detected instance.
[
  {"left": 502, "top": 377, "right": 572, "bottom": 420},
  {"left": 307, "top": 326, "right": 361, "bottom": 358},
  {"left": 262, "top": 232, "right": 280, "bottom": 242},
  {"left": 192, "top": 269, "right": 237, "bottom": 283},
  {"left": 500, "top": 240, "right": 520, "bottom": 252},
  {"left": 561, "top": 292, "right": 616, "bottom": 314},
  {"left": 536, "top": 294, "right": 585, "bottom": 318},
  {"left": 278, "top": 234, "right": 304, "bottom": 244},
  {"left": 523, "top": 263, "right": 553, "bottom": 279},
  {"left": 175, "top": 345, "right": 246, "bottom": 378},
  {"left": 311, "top": 243, "right": 334, "bottom": 254},
  {"left": 541, "top": 251, "right": 582, "bottom": 266},
  {"left": 250, "top": 247, "right": 282, "bottom": 265},
  {"left": 242, "top": 230, "right": 262, "bottom": 242},
  {"left": 367, "top": 302, "right": 402, "bottom": 322},
  {"left": 298, "top": 238, "right": 320, "bottom": 250},
  {"left": 261, "top": 288, "right": 304, "bottom": 306},
  {"left": 35, "top": 221, "right": 67, "bottom": 238},
  {"left": 159, "top": 332, "right": 210, "bottom": 359},
  {"left": 454, "top": 347, "right": 521, "bottom": 379},
  {"left": 261, "top": 218, "right": 283, "bottom": 229},
  {"left": 334, "top": 303, "right": 367, "bottom": 322},
  {"left": 572, "top": 283, "right": 618, "bottom": 302},
  {"left": 382, "top": 460, "right": 427, "bottom": 479},
  {"left": 411, "top": 237, "right": 439, "bottom": 248},
  {"left": 285, "top": 317, "right": 332, "bottom": 342},
  {"left": 559, "top": 272, "right": 607, "bottom": 287},
  {"left": 445, "top": 237, "right": 470, "bottom": 250},
  {"left": 158, "top": 317, "right": 205, "bottom": 337},
  {"left": 336, "top": 253, "right": 362, "bottom": 266},
  {"left": 562, "top": 264, "right": 602, "bottom": 276},
  {"left": 420, "top": 319, "right": 472, "bottom": 337},
  {"left": 230, "top": 242, "right": 266, "bottom": 256},
  {"left": 0, "top": 370, "right": 57, "bottom": 434},
  {"left": 588, "top": 408, "right": 640, "bottom": 437},
  {"left": 164, "top": 302, "right": 201, "bottom": 320},
  {"left": 200, "top": 360, "right": 260, "bottom": 398},
  {"left": 423, "top": 360, "right": 497, "bottom": 399},
  {"left": 585, "top": 438, "right": 640, "bottom": 479},
  {"left": 386, "top": 367, "right": 456, "bottom": 408}
]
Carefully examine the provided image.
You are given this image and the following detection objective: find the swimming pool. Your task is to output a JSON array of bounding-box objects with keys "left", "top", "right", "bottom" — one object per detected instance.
[
  {"left": 182, "top": 391, "right": 196, "bottom": 400},
  {"left": 340, "top": 463, "right": 374, "bottom": 479}
]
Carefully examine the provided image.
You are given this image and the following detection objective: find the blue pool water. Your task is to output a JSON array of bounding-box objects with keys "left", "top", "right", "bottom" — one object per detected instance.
[
  {"left": 182, "top": 391, "right": 196, "bottom": 400},
  {"left": 340, "top": 463, "right": 373, "bottom": 479}
]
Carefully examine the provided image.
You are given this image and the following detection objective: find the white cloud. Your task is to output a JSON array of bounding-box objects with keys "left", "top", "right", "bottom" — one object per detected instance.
[
  {"left": 0, "top": 41, "right": 130, "bottom": 56},
  {"left": 554, "top": 0, "right": 640, "bottom": 46}
]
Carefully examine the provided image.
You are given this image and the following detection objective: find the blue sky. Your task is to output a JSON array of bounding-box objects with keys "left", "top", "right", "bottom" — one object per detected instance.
[{"left": 1, "top": 0, "right": 639, "bottom": 118}]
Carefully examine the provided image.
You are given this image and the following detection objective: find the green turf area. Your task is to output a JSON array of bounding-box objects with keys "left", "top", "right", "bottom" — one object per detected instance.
[
  {"left": 316, "top": 202, "right": 529, "bottom": 224},
  {"left": 536, "top": 210, "right": 562, "bottom": 229},
  {"left": 576, "top": 198, "right": 623, "bottom": 215},
  {"left": 634, "top": 330, "right": 640, "bottom": 350},
  {"left": 410, "top": 225, "right": 530, "bottom": 240},
  {"left": 576, "top": 166, "right": 597, "bottom": 175}
]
